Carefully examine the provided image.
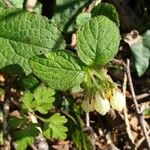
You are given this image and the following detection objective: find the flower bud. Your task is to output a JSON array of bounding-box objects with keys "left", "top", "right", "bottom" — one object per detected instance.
[
  {"left": 110, "top": 91, "right": 126, "bottom": 111},
  {"left": 93, "top": 92, "right": 110, "bottom": 115}
]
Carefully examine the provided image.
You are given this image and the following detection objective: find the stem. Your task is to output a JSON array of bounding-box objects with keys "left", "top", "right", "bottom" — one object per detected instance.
[
  {"left": 126, "top": 59, "right": 150, "bottom": 149},
  {"left": 34, "top": 114, "right": 45, "bottom": 122}
]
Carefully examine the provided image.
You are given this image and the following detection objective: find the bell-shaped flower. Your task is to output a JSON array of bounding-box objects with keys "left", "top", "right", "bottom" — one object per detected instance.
[
  {"left": 93, "top": 92, "right": 110, "bottom": 115},
  {"left": 110, "top": 90, "right": 126, "bottom": 111}
]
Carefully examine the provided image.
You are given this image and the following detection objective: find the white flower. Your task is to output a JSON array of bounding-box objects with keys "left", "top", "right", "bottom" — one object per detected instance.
[
  {"left": 110, "top": 90, "right": 126, "bottom": 111},
  {"left": 93, "top": 92, "right": 110, "bottom": 115}
]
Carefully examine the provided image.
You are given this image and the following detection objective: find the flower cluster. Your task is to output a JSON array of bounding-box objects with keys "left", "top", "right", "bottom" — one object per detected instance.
[{"left": 93, "top": 90, "right": 126, "bottom": 115}]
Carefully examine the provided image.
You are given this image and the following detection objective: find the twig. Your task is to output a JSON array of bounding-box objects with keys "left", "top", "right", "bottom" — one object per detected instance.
[
  {"left": 3, "top": 76, "right": 13, "bottom": 150},
  {"left": 136, "top": 93, "right": 150, "bottom": 100},
  {"left": 136, "top": 130, "right": 150, "bottom": 149},
  {"left": 126, "top": 59, "right": 150, "bottom": 149},
  {"left": 70, "top": 33, "right": 76, "bottom": 47},
  {"left": 123, "top": 73, "right": 135, "bottom": 145},
  {"left": 3, "top": 98, "right": 10, "bottom": 150},
  {"left": 25, "top": 0, "right": 37, "bottom": 12},
  {"left": 60, "top": 110, "right": 77, "bottom": 124},
  {"left": 86, "top": 112, "right": 90, "bottom": 128},
  {"left": 105, "top": 132, "right": 120, "bottom": 150}
]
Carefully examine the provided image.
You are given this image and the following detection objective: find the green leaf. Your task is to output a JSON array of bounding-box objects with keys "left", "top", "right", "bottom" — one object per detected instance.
[
  {"left": 72, "top": 127, "right": 93, "bottom": 150},
  {"left": 91, "top": 3, "right": 119, "bottom": 26},
  {"left": 0, "top": 88, "right": 4, "bottom": 97},
  {"left": 0, "top": 0, "right": 42, "bottom": 14},
  {"left": 17, "top": 74, "right": 39, "bottom": 90},
  {"left": 16, "top": 124, "right": 40, "bottom": 150},
  {"left": 0, "top": 0, "right": 7, "bottom": 8},
  {"left": 76, "top": 16, "right": 120, "bottom": 66},
  {"left": 30, "top": 51, "right": 85, "bottom": 91},
  {"left": 0, "top": 8, "right": 65, "bottom": 75},
  {"left": 21, "top": 85, "right": 55, "bottom": 114},
  {"left": 143, "top": 108, "right": 150, "bottom": 116},
  {"left": 76, "top": 12, "right": 91, "bottom": 28},
  {"left": 143, "top": 30, "right": 150, "bottom": 49},
  {"left": 33, "top": 85, "right": 55, "bottom": 114},
  {"left": 51, "top": 0, "right": 91, "bottom": 32},
  {"left": 21, "top": 91, "right": 34, "bottom": 111},
  {"left": 43, "top": 113, "right": 68, "bottom": 140},
  {"left": 8, "top": 116, "right": 23, "bottom": 129},
  {"left": 9, "top": 0, "right": 24, "bottom": 8},
  {"left": 131, "top": 38, "right": 150, "bottom": 76}
]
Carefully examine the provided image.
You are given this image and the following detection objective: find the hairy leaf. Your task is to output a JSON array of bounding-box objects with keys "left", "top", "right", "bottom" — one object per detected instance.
[
  {"left": 76, "top": 12, "right": 91, "bottom": 28},
  {"left": 91, "top": 3, "right": 119, "bottom": 26},
  {"left": 0, "top": 8, "right": 65, "bottom": 75},
  {"left": 30, "top": 51, "right": 85, "bottom": 91},
  {"left": 9, "top": 0, "right": 24, "bottom": 8},
  {"left": 17, "top": 74, "right": 39, "bottom": 90},
  {"left": 51, "top": 0, "right": 91, "bottom": 32},
  {"left": 77, "top": 16, "right": 120, "bottom": 66},
  {"left": 43, "top": 113, "right": 68, "bottom": 140}
]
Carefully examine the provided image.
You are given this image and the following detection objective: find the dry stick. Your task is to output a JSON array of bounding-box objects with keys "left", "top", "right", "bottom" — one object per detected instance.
[
  {"left": 86, "top": 112, "right": 90, "bottom": 128},
  {"left": 136, "top": 130, "right": 150, "bottom": 148},
  {"left": 123, "top": 73, "right": 135, "bottom": 145},
  {"left": 136, "top": 93, "right": 150, "bottom": 100},
  {"left": 25, "top": 0, "right": 37, "bottom": 12},
  {"left": 3, "top": 99, "right": 11, "bottom": 150},
  {"left": 126, "top": 59, "right": 150, "bottom": 149}
]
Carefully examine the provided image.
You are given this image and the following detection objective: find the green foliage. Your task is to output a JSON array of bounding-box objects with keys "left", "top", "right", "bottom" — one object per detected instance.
[
  {"left": 33, "top": 85, "right": 55, "bottom": 114},
  {"left": 131, "top": 30, "right": 150, "bottom": 76},
  {"left": 76, "top": 16, "right": 120, "bottom": 66},
  {"left": 43, "top": 113, "right": 68, "bottom": 140},
  {"left": 66, "top": 99, "right": 93, "bottom": 150},
  {"left": 91, "top": 2, "right": 119, "bottom": 26},
  {"left": 143, "top": 108, "right": 150, "bottom": 116},
  {"left": 8, "top": 116, "right": 24, "bottom": 129},
  {"left": 9, "top": 85, "right": 68, "bottom": 149},
  {"left": 143, "top": 30, "right": 150, "bottom": 49},
  {"left": 30, "top": 51, "right": 85, "bottom": 91},
  {"left": 0, "top": 0, "right": 7, "bottom": 8},
  {"left": 76, "top": 12, "right": 91, "bottom": 28},
  {"left": 0, "top": 2, "right": 123, "bottom": 149},
  {"left": 17, "top": 74, "right": 39, "bottom": 90},
  {"left": 0, "top": 0, "right": 42, "bottom": 14},
  {"left": 0, "top": 8, "right": 65, "bottom": 75},
  {"left": 0, "top": 88, "right": 4, "bottom": 97},
  {"left": 72, "top": 128, "right": 93, "bottom": 150},
  {"left": 51, "top": 0, "right": 91, "bottom": 32},
  {"left": 9, "top": 0, "right": 24, "bottom": 8},
  {"left": 0, "top": 0, "right": 24, "bottom": 8},
  {"left": 131, "top": 39, "right": 150, "bottom": 76},
  {"left": 22, "top": 85, "right": 55, "bottom": 114},
  {"left": 16, "top": 124, "right": 40, "bottom": 150}
]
